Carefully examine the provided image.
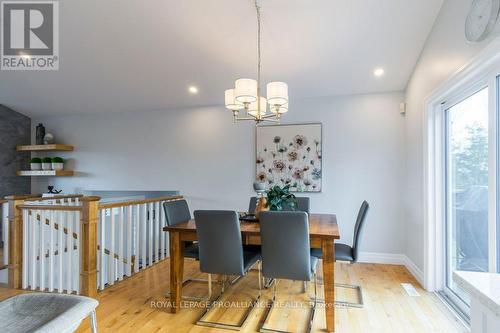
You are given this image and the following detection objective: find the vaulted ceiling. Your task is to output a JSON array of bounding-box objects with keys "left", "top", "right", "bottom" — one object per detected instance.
[{"left": 0, "top": 0, "right": 443, "bottom": 116}]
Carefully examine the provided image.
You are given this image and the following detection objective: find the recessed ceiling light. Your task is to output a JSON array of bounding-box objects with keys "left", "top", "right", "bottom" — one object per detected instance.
[
  {"left": 374, "top": 68, "right": 385, "bottom": 77},
  {"left": 188, "top": 86, "right": 198, "bottom": 94}
]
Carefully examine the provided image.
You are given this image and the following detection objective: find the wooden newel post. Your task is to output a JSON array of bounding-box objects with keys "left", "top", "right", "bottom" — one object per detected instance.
[
  {"left": 80, "top": 196, "right": 101, "bottom": 298},
  {"left": 6, "top": 194, "right": 41, "bottom": 288}
]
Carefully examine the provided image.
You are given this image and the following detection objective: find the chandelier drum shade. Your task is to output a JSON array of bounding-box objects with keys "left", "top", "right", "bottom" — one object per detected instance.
[{"left": 225, "top": 0, "right": 289, "bottom": 124}]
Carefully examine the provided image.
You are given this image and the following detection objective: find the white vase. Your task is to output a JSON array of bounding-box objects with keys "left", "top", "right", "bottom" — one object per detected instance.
[
  {"left": 42, "top": 162, "right": 52, "bottom": 170},
  {"left": 52, "top": 162, "right": 64, "bottom": 171},
  {"left": 30, "top": 163, "right": 41, "bottom": 170}
]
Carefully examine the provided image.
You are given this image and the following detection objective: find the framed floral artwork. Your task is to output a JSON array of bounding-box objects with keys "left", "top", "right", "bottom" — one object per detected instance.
[{"left": 256, "top": 123, "right": 322, "bottom": 192}]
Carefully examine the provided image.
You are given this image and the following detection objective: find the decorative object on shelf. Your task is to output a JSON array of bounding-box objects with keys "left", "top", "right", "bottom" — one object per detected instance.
[
  {"left": 465, "top": 0, "right": 500, "bottom": 42},
  {"left": 265, "top": 184, "right": 297, "bottom": 211},
  {"left": 35, "top": 123, "right": 46, "bottom": 145},
  {"left": 30, "top": 157, "right": 42, "bottom": 170},
  {"left": 51, "top": 157, "right": 64, "bottom": 171},
  {"left": 253, "top": 181, "right": 268, "bottom": 218},
  {"left": 42, "top": 157, "right": 53, "bottom": 170},
  {"left": 47, "top": 186, "right": 62, "bottom": 194},
  {"left": 256, "top": 123, "right": 322, "bottom": 192},
  {"left": 43, "top": 133, "right": 54, "bottom": 144},
  {"left": 224, "top": 0, "right": 288, "bottom": 124}
]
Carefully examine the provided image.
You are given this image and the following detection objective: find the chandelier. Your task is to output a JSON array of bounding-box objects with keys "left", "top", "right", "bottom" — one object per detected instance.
[{"left": 224, "top": 0, "right": 289, "bottom": 124}]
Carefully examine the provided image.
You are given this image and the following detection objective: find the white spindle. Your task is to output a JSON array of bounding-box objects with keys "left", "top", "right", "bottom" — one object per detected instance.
[
  {"left": 100, "top": 209, "right": 106, "bottom": 290},
  {"left": 109, "top": 208, "right": 115, "bottom": 285},
  {"left": 154, "top": 201, "right": 159, "bottom": 263},
  {"left": 148, "top": 203, "right": 153, "bottom": 266},
  {"left": 160, "top": 201, "right": 165, "bottom": 260},
  {"left": 75, "top": 210, "right": 80, "bottom": 294},
  {"left": 134, "top": 205, "right": 140, "bottom": 273},
  {"left": 126, "top": 205, "right": 132, "bottom": 276},
  {"left": 118, "top": 206, "right": 124, "bottom": 280},
  {"left": 39, "top": 210, "right": 46, "bottom": 291},
  {"left": 66, "top": 210, "right": 73, "bottom": 293},
  {"left": 57, "top": 210, "right": 63, "bottom": 293},
  {"left": 48, "top": 210, "right": 54, "bottom": 292},
  {"left": 29, "top": 211, "right": 36, "bottom": 290},
  {"left": 141, "top": 204, "right": 147, "bottom": 268},
  {"left": 22, "top": 209, "right": 28, "bottom": 289}
]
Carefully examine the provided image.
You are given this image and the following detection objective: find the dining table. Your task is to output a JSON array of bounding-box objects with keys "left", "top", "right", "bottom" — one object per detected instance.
[{"left": 163, "top": 213, "right": 340, "bottom": 333}]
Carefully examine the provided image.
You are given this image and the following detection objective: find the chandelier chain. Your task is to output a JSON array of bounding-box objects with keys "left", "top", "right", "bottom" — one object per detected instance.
[{"left": 255, "top": 0, "right": 262, "bottom": 111}]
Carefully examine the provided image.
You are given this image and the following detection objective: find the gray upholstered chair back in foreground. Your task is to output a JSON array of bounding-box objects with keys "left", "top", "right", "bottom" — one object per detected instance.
[
  {"left": 259, "top": 211, "right": 312, "bottom": 281},
  {"left": 352, "top": 200, "right": 369, "bottom": 262},
  {"left": 0, "top": 293, "right": 98, "bottom": 333},
  {"left": 194, "top": 210, "right": 246, "bottom": 276},
  {"left": 163, "top": 200, "right": 191, "bottom": 226},
  {"left": 248, "top": 196, "right": 310, "bottom": 213}
]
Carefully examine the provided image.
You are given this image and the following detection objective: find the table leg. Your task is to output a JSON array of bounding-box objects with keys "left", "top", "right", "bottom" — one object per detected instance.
[
  {"left": 169, "top": 232, "right": 183, "bottom": 313},
  {"left": 322, "top": 238, "right": 335, "bottom": 332}
]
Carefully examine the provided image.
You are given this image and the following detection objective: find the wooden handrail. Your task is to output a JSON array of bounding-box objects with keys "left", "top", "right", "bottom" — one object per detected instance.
[
  {"left": 0, "top": 199, "right": 7, "bottom": 204},
  {"left": 98, "top": 195, "right": 183, "bottom": 209},
  {"left": 5, "top": 194, "right": 42, "bottom": 200},
  {"left": 25, "top": 194, "right": 84, "bottom": 202},
  {"left": 16, "top": 204, "right": 82, "bottom": 211}
]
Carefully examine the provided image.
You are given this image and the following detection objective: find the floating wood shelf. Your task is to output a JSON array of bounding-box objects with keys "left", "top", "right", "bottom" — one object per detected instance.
[
  {"left": 16, "top": 144, "right": 74, "bottom": 152},
  {"left": 17, "top": 170, "right": 74, "bottom": 177}
]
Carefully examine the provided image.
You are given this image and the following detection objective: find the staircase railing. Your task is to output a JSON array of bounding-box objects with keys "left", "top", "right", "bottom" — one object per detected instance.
[{"left": 5, "top": 194, "right": 182, "bottom": 297}]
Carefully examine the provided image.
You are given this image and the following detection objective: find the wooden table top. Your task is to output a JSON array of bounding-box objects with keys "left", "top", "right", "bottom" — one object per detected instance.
[{"left": 163, "top": 213, "right": 340, "bottom": 240}]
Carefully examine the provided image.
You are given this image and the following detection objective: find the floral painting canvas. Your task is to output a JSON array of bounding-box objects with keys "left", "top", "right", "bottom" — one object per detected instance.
[{"left": 256, "top": 123, "right": 322, "bottom": 192}]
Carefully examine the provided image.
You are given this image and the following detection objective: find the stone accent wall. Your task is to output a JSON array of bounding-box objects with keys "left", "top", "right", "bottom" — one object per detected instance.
[{"left": 0, "top": 105, "right": 31, "bottom": 198}]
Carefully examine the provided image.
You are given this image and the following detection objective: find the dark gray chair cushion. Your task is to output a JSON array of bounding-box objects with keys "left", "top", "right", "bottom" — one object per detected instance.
[
  {"left": 310, "top": 243, "right": 354, "bottom": 262},
  {"left": 259, "top": 211, "right": 315, "bottom": 281},
  {"left": 194, "top": 210, "right": 260, "bottom": 276},
  {"left": 334, "top": 243, "right": 354, "bottom": 262},
  {"left": 248, "top": 196, "right": 310, "bottom": 214}
]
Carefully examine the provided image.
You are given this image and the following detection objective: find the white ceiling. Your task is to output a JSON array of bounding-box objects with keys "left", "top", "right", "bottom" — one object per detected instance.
[{"left": 0, "top": 0, "right": 443, "bottom": 117}]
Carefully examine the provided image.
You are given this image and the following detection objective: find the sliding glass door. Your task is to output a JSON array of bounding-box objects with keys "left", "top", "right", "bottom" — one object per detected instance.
[{"left": 444, "top": 87, "right": 489, "bottom": 313}]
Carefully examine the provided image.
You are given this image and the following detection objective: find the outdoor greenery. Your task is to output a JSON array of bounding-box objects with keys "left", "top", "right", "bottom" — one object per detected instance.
[
  {"left": 265, "top": 184, "right": 298, "bottom": 211},
  {"left": 451, "top": 124, "right": 488, "bottom": 190}
]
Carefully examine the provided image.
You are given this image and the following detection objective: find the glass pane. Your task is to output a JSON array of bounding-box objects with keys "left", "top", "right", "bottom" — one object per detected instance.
[{"left": 446, "top": 87, "right": 489, "bottom": 305}]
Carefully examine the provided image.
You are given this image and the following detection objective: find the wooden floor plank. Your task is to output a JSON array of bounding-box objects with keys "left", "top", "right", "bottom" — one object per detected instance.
[{"left": 0, "top": 260, "right": 466, "bottom": 333}]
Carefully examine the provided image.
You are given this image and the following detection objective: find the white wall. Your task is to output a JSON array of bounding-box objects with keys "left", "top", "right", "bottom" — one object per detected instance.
[
  {"left": 33, "top": 92, "right": 405, "bottom": 255},
  {"left": 404, "top": 0, "right": 500, "bottom": 272}
]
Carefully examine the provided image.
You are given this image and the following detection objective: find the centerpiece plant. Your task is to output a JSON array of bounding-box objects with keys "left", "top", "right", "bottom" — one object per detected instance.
[{"left": 265, "top": 184, "right": 298, "bottom": 211}]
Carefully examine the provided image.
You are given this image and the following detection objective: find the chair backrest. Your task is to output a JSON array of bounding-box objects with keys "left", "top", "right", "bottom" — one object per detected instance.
[
  {"left": 194, "top": 210, "right": 245, "bottom": 276},
  {"left": 352, "top": 201, "right": 369, "bottom": 262},
  {"left": 163, "top": 200, "right": 191, "bottom": 226},
  {"left": 248, "top": 196, "right": 310, "bottom": 213},
  {"left": 259, "top": 211, "right": 312, "bottom": 281}
]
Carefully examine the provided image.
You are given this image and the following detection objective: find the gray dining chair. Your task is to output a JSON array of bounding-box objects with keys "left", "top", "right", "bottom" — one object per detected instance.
[
  {"left": 0, "top": 293, "right": 98, "bottom": 333},
  {"left": 311, "top": 200, "right": 369, "bottom": 308},
  {"left": 163, "top": 199, "right": 209, "bottom": 301},
  {"left": 194, "top": 210, "right": 262, "bottom": 330},
  {"left": 248, "top": 196, "right": 310, "bottom": 214},
  {"left": 259, "top": 211, "right": 318, "bottom": 333}
]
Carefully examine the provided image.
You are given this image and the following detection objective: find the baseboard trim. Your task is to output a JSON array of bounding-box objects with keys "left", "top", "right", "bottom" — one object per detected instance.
[{"left": 357, "top": 252, "right": 424, "bottom": 286}]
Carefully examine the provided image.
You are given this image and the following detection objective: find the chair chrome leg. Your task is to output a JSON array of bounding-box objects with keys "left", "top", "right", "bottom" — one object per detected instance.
[
  {"left": 264, "top": 277, "right": 275, "bottom": 289},
  {"left": 165, "top": 274, "right": 215, "bottom": 301},
  {"left": 334, "top": 283, "right": 364, "bottom": 308},
  {"left": 310, "top": 282, "right": 364, "bottom": 308},
  {"left": 196, "top": 273, "right": 261, "bottom": 331},
  {"left": 260, "top": 279, "right": 316, "bottom": 333},
  {"left": 89, "top": 310, "right": 98, "bottom": 333}
]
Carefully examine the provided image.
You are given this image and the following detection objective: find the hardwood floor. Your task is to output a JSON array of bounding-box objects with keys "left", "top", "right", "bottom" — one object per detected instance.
[{"left": 0, "top": 260, "right": 466, "bottom": 333}]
